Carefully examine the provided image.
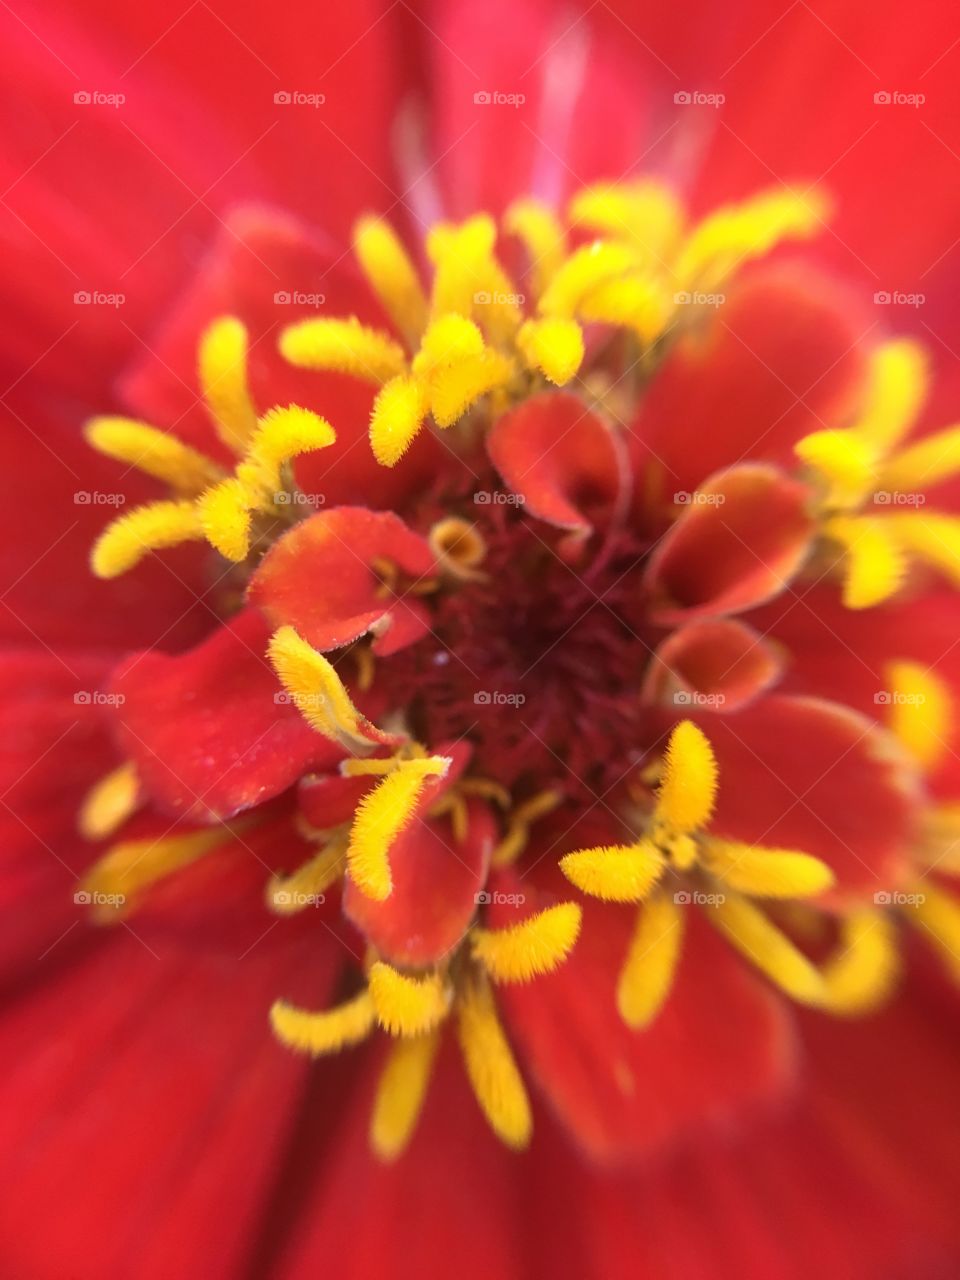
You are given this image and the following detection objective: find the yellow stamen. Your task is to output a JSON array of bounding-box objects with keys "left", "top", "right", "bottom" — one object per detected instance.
[
  {"left": 655, "top": 719, "right": 718, "bottom": 834},
  {"left": 503, "top": 198, "right": 566, "bottom": 299},
  {"left": 920, "top": 803, "right": 960, "bottom": 875},
  {"left": 77, "top": 761, "right": 140, "bottom": 841},
  {"left": 369, "top": 1030, "right": 440, "bottom": 1161},
  {"left": 794, "top": 428, "right": 877, "bottom": 509},
  {"left": 90, "top": 500, "right": 204, "bottom": 578},
  {"left": 369, "top": 375, "right": 428, "bottom": 467},
  {"left": 456, "top": 973, "right": 531, "bottom": 1149},
  {"left": 267, "top": 626, "right": 387, "bottom": 754},
  {"left": 823, "top": 514, "right": 906, "bottom": 609},
  {"left": 427, "top": 215, "right": 521, "bottom": 340},
  {"left": 569, "top": 180, "right": 683, "bottom": 261},
  {"left": 269, "top": 990, "right": 375, "bottom": 1056},
  {"left": 852, "top": 339, "right": 928, "bottom": 453},
  {"left": 412, "top": 314, "right": 485, "bottom": 375},
  {"left": 266, "top": 836, "right": 346, "bottom": 914},
  {"left": 354, "top": 215, "right": 429, "bottom": 343},
  {"left": 491, "top": 789, "right": 562, "bottom": 869},
  {"left": 819, "top": 909, "right": 899, "bottom": 1015},
  {"left": 78, "top": 828, "right": 225, "bottom": 919},
  {"left": 84, "top": 418, "right": 222, "bottom": 494},
  {"left": 887, "top": 512, "right": 960, "bottom": 588},
  {"left": 703, "top": 840, "right": 836, "bottom": 898},
  {"left": 196, "top": 477, "right": 258, "bottom": 562},
  {"left": 279, "top": 317, "right": 407, "bottom": 385},
  {"left": 617, "top": 890, "right": 685, "bottom": 1029},
  {"left": 880, "top": 424, "right": 960, "bottom": 494},
  {"left": 428, "top": 350, "right": 515, "bottom": 428},
  {"left": 367, "top": 962, "right": 451, "bottom": 1036},
  {"left": 516, "top": 316, "right": 584, "bottom": 386},
  {"left": 911, "top": 883, "right": 960, "bottom": 983},
  {"left": 471, "top": 902, "right": 582, "bottom": 983},
  {"left": 242, "top": 404, "right": 336, "bottom": 494},
  {"left": 346, "top": 756, "right": 450, "bottom": 900},
  {"left": 537, "top": 241, "right": 637, "bottom": 318},
  {"left": 885, "top": 660, "right": 951, "bottom": 771},
  {"left": 577, "top": 274, "right": 671, "bottom": 344},
  {"left": 711, "top": 892, "right": 826, "bottom": 1004},
  {"left": 560, "top": 841, "right": 665, "bottom": 903},
  {"left": 198, "top": 317, "right": 257, "bottom": 453}
]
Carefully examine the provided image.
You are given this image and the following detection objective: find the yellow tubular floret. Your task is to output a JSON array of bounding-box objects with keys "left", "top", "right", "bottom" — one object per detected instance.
[
  {"left": 516, "top": 317, "right": 584, "bottom": 386},
  {"left": 79, "top": 829, "right": 225, "bottom": 918},
  {"left": 77, "top": 762, "right": 140, "bottom": 841},
  {"left": 369, "top": 376, "right": 428, "bottom": 467},
  {"left": 853, "top": 339, "right": 928, "bottom": 453},
  {"left": 368, "top": 963, "right": 452, "bottom": 1036},
  {"left": 823, "top": 515, "right": 906, "bottom": 609},
  {"left": 820, "top": 909, "right": 900, "bottom": 1015},
  {"left": 503, "top": 198, "right": 566, "bottom": 299},
  {"left": 269, "top": 990, "right": 375, "bottom": 1056},
  {"left": 711, "top": 892, "right": 826, "bottom": 1004},
  {"left": 354, "top": 215, "right": 429, "bottom": 343},
  {"left": 428, "top": 351, "right": 515, "bottom": 429},
  {"left": 655, "top": 720, "right": 719, "bottom": 834},
  {"left": 346, "top": 757, "right": 450, "bottom": 900},
  {"left": 537, "top": 241, "right": 637, "bottom": 318},
  {"left": 267, "top": 626, "right": 385, "bottom": 755},
  {"left": 560, "top": 841, "right": 666, "bottom": 903},
  {"left": 471, "top": 903, "right": 583, "bottom": 983},
  {"left": 569, "top": 180, "right": 683, "bottom": 261},
  {"left": 617, "top": 890, "right": 685, "bottom": 1029},
  {"left": 577, "top": 275, "right": 671, "bottom": 344},
  {"left": 196, "top": 477, "right": 257, "bottom": 562},
  {"left": 84, "top": 418, "right": 222, "bottom": 494},
  {"left": 456, "top": 973, "right": 532, "bottom": 1150},
  {"left": 370, "top": 1030, "right": 441, "bottom": 1161},
  {"left": 199, "top": 317, "right": 257, "bottom": 452},
  {"left": 911, "top": 883, "right": 960, "bottom": 982},
  {"left": 794, "top": 428, "right": 877, "bottom": 509},
  {"left": 242, "top": 404, "right": 336, "bottom": 493},
  {"left": 703, "top": 840, "right": 836, "bottom": 899},
  {"left": 90, "top": 501, "right": 204, "bottom": 578},
  {"left": 888, "top": 512, "right": 960, "bottom": 587},
  {"left": 266, "top": 837, "right": 347, "bottom": 915},
  {"left": 885, "top": 660, "right": 951, "bottom": 771},
  {"left": 412, "top": 314, "right": 485, "bottom": 375},
  {"left": 279, "top": 317, "right": 407, "bottom": 384}
]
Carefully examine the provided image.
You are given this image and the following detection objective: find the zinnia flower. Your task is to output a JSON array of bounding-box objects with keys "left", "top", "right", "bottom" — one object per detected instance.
[{"left": 4, "top": 1, "right": 960, "bottom": 1277}]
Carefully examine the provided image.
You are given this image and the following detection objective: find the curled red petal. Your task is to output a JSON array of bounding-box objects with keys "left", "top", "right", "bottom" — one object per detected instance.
[
  {"left": 487, "top": 392, "right": 628, "bottom": 535},
  {"left": 642, "top": 618, "right": 783, "bottom": 712},
  {"left": 644, "top": 463, "right": 815, "bottom": 623},
  {"left": 248, "top": 508, "right": 437, "bottom": 657},
  {"left": 108, "top": 608, "right": 342, "bottom": 822}
]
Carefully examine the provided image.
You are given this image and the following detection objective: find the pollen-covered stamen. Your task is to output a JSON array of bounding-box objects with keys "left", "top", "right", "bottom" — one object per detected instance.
[
  {"left": 884, "top": 659, "right": 951, "bottom": 771},
  {"left": 368, "top": 962, "right": 452, "bottom": 1036},
  {"left": 269, "top": 989, "right": 375, "bottom": 1057},
  {"left": 711, "top": 891, "right": 827, "bottom": 1005},
  {"left": 354, "top": 215, "right": 429, "bottom": 345},
  {"left": 570, "top": 179, "right": 684, "bottom": 261},
  {"left": 91, "top": 500, "right": 205, "bottom": 579},
  {"left": 819, "top": 909, "right": 900, "bottom": 1015},
  {"left": 471, "top": 902, "right": 583, "bottom": 982},
  {"left": 77, "top": 761, "right": 141, "bottom": 841},
  {"left": 279, "top": 317, "right": 408, "bottom": 384},
  {"left": 560, "top": 841, "right": 666, "bottom": 903},
  {"left": 266, "top": 833, "right": 347, "bottom": 915},
  {"left": 616, "top": 889, "right": 685, "bottom": 1029},
  {"left": 490, "top": 790, "right": 562, "bottom": 868},
  {"left": 198, "top": 316, "right": 258, "bottom": 452},
  {"left": 370, "top": 1030, "right": 441, "bottom": 1162},
  {"left": 455, "top": 970, "right": 532, "bottom": 1150},
  {"left": 702, "top": 840, "right": 836, "bottom": 898},
  {"left": 84, "top": 418, "right": 224, "bottom": 494},
  {"left": 911, "top": 884, "right": 960, "bottom": 983},
  {"left": 78, "top": 828, "right": 227, "bottom": 920},
  {"left": 503, "top": 198, "right": 566, "bottom": 299}
]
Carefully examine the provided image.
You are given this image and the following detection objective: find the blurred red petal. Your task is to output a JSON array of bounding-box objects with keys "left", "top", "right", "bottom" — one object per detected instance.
[{"left": 643, "top": 617, "right": 783, "bottom": 711}]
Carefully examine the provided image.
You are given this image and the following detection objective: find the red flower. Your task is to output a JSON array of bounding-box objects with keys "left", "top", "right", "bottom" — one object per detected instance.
[{"left": 3, "top": 1, "right": 960, "bottom": 1277}]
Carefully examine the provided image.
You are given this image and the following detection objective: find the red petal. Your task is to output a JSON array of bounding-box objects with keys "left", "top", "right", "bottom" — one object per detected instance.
[
  {"left": 109, "top": 608, "right": 340, "bottom": 821},
  {"left": 487, "top": 392, "right": 627, "bottom": 535},
  {"left": 643, "top": 617, "right": 783, "bottom": 712},
  {"left": 344, "top": 798, "right": 495, "bottom": 968},
  {"left": 644, "top": 463, "right": 815, "bottom": 623},
  {"left": 249, "top": 508, "right": 436, "bottom": 657},
  {"left": 690, "top": 694, "right": 921, "bottom": 898},
  {"left": 492, "top": 860, "right": 795, "bottom": 1164}
]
